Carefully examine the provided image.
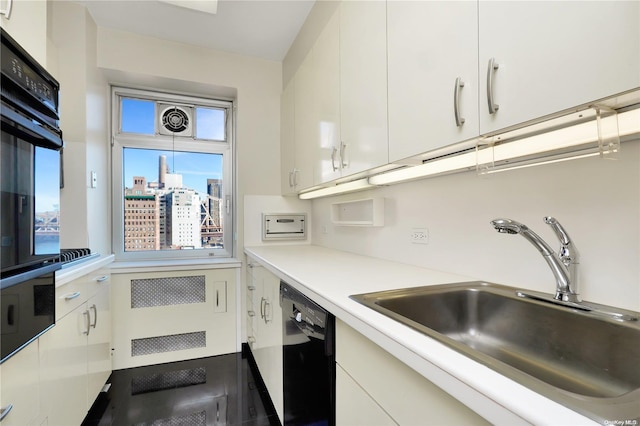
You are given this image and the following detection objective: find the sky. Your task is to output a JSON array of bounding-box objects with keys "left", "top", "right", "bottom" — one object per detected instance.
[
  {"left": 120, "top": 97, "right": 225, "bottom": 196},
  {"left": 124, "top": 148, "right": 223, "bottom": 196}
]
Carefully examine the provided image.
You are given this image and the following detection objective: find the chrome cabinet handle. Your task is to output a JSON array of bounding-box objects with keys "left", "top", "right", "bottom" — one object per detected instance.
[
  {"left": 247, "top": 285, "right": 256, "bottom": 291},
  {"left": 331, "top": 146, "right": 338, "bottom": 171},
  {"left": 288, "top": 171, "right": 294, "bottom": 188},
  {"left": 293, "top": 169, "right": 299, "bottom": 187},
  {"left": 340, "top": 142, "right": 348, "bottom": 168},
  {"left": 65, "top": 291, "right": 81, "bottom": 301},
  {"left": 0, "top": 404, "right": 14, "bottom": 422},
  {"left": 83, "top": 310, "right": 91, "bottom": 335},
  {"left": 260, "top": 297, "right": 266, "bottom": 319},
  {"left": 95, "top": 275, "right": 109, "bottom": 283},
  {"left": 487, "top": 57, "right": 500, "bottom": 114},
  {"left": 454, "top": 77, "right": 466, "bottom": 127},
  {"left": 90, "top": 304, "right": 97, "bottom": 328},
  {"left": 248, "top": 310, "right": 256, "bottom": 317},
  {"left": 263, "top": 299, "right": 271, "bottom": 323}
]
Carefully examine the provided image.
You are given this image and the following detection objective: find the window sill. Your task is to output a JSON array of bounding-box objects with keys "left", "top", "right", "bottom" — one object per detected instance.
[{"left": 110, "top": 257, "right": 242, "bottom": 274}]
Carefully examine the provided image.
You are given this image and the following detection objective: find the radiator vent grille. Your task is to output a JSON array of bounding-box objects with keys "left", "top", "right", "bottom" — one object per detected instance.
[
  {"left": 132, "top": 332, "right": 206, "bottom": 357},
  {"left": 131, "top": 276, "right": 206, "bottom": 308},
  {"left": 131, "top": 367, "right": 206, "bottom": 395}
]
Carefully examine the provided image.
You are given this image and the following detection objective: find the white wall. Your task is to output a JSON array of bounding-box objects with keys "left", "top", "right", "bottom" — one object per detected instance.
[
  {"left": 96, "top": 27, "right": 283, "bottom": 257},
  {"left": 49, "top": 2, "right": 110, "bottom": 256},
  {"left": 311, "top": 138, "right": 640, "bottom": 311},
  {"left": 0, "top": 0, "right": 47, "bottom": 66}
]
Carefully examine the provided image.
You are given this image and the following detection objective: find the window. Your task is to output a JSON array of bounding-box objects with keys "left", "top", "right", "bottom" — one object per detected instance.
[{"left": 111, "top": 87, "right": 234, "bottom": 260}]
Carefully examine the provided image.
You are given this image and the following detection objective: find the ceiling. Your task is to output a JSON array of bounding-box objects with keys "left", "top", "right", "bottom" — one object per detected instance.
[{"left": 81, "top": 0, "right": 315, "bottom": 62}]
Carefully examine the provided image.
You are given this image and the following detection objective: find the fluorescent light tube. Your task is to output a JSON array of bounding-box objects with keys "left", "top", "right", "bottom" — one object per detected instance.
[
  {"left": 299, "top": 178, "right": 376, "bottom": 200},
  {"left": 370, "top": 107, "right": 639, "bottom": 186}
]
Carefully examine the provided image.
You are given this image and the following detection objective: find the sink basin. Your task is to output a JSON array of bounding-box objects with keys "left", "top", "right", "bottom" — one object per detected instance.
[{"left": 351, "top": 282, "right": 640, "bottom": 423}]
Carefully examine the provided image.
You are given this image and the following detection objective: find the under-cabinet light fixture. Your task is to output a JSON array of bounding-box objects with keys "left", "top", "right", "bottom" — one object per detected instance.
[
  {"left": 369, "top": 106, "right": 640, "bottom": 186},
  {"left": 298, "top": 178, "right": 376, "bottom": 200}
]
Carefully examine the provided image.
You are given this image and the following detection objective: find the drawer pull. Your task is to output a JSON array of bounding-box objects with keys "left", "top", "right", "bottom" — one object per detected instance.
[
  {"left": 0, "top": 404, "right": 13, "bottom": 421},
  {"left": 95, "top": 275, "right": 109, "bottom": 283},
  {"left": 64, "top": 291, "right": 81, "bottom": 301},
  {"left": 83, "top": 310, "right": 91, "bottom": 335}
]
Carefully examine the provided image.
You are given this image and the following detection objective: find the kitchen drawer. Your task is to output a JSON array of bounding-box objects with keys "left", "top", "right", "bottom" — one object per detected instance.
[
  {"left": 56, "top": 278, "right": 89, "bottom": 321},
  {"left": 86, "top": 270, "right": 111, "bottom": 300}
]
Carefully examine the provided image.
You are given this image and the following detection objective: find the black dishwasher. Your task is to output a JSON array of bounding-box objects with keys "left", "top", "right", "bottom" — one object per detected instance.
[{"left": 280, "top": 281, "right": 335, "bottom": 426}]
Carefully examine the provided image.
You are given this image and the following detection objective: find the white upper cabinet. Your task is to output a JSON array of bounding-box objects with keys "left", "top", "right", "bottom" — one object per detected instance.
[
  {"left": 293, "top": 50, "right": 317, "bottom": 191},
  {"left": 314, "top": 9, "right": 342, "bottom": 185},
  {"left": 388, "top": 1, "right": 479, "bottom": 162},
  {"left": 339, "top": 0, "right": 389, "bottom": 176},
  {"left": 478, "top": 0, "right": 640, "bottom": 134},
  {"left": 280, "top": 81, "right": 297, "bottom": 195}
]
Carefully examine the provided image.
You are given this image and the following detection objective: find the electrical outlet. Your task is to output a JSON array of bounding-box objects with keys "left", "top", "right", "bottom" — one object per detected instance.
[{"left": 411, "top": 228, "right": 429, "bottom": 245}]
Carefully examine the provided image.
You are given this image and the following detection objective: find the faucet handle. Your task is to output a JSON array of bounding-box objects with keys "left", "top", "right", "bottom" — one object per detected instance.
[{"left": 543, "top": 217, "right": 579, "bottom": 265}]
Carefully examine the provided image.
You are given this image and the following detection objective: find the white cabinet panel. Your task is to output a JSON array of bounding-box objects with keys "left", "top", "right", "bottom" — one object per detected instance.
[
  {"left": 336, "top": 320, "right": 489, "bottom": 425},
  {"left": 86, "top": 284, "right": 111, "bottom": 406},
  {"left": 0, "top": 342, "right": 40, "bottom": 426},
  {"left": 280, "top": 81, "right": 297, "bottom": 195},
  {"left": 339, "top": 0, "right": 388, "bottom": 175},
  {"left": 388, "top": 0, "right": 479, "bottom": 162},
  {"left": 293, "top": 50, "right": 317, "bottom": 191},
  {"left": 314, "top": 9, "right": 342, "bottom": 185},
  {"left": 248, "top": 264, "right": 283, "bottom": 423},
  {"left": 336, "top": 365, "right": 396, "bottom": 426},
  {"left": 39, "top": 304, "right": 90, "bottom": 426},
  {"left": 479, "top": 1, "right": 640, "bottom": 134}
]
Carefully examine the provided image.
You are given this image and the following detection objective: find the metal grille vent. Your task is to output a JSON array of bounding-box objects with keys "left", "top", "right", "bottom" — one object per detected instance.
[
  {"left": 134, "top": 410, "right": 206, "bottom": 426},
  {"left": 131, "top": 367, "right": 206, "bottom": 395},
  {"left": 131, "top": 276, "right": 206, "bottom": 308},
  {"left": 131, "top": 331, "right": 206, "bottom": 357}
]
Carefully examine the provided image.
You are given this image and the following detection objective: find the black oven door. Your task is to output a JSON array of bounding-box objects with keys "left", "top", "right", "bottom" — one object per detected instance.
[
  {"left": 1, "top": 263, "right": 57, "bottom": 363},
  {"left": 1, "top": 112, "right": 61, "bottom": 276}
]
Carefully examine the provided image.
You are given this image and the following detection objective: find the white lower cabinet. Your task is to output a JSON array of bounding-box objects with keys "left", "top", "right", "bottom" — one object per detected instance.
[
  {"left": 336, "top": 365, "right": 396, "bottom": 426},
  {"left": 336, "top": 319, "right": 489, "bottom": 425},
  {"left": 246, "top": 261, "right": 283, "bottom": 423},
  {"left": 0, "top": 342, "right": 41, "bottom": 426},
  {"left": 39, "top": 271, "right": 111, "bottom": 426}
]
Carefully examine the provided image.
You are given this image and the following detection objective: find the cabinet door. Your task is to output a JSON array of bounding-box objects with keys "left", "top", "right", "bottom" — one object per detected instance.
[
  {"left": 479, "top": 1, "right": 640, "bottom": 134},
  {"left": 294, "top": 50, "right": 318, "bottom": 191},
  {"left": 339, "top": 0, "right": 388, "bottom": 176},
  {"left": 314, "top": 8, "right": 342, "bottom": 185},
  {"left": 0, "top": 342, "right": 40, "bottom": 426},
  {"left": 336, "top": 365, "right": 395, "bottom": 426},
  {"left": 281, "top": 81, "right": 297, "bottom": 195},
  {"left": 39, "top": 304, "right": 90, "bottom": 426},
  {"left": 87, "top": 284, "right": 111, "bottom": 407},
  {"left": 388, "top": 1, "right": 479, "bottom": 162}
]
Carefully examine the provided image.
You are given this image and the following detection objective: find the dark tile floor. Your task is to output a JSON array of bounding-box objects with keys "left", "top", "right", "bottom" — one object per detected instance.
[{"left": 82, "top": 350, "right": 279, "bottom": 426}]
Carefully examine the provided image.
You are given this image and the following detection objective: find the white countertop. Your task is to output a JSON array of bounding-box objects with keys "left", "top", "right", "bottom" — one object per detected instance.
[
  {"left": 55, "top": 254, "right": 115, "bottom": 287},
  {"left": 245, "top": 244, "right": 597, "bottom": 426}
]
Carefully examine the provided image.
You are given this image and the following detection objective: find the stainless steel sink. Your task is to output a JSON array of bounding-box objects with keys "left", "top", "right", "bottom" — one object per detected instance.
[{"left": 351, "top": 282, "right": 640, "bottom": 423}]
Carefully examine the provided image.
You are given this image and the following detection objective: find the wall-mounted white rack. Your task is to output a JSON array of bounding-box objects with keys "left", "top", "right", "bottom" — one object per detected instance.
[{"left": 331, "top": 198, "right": 384, "bottom": 227}]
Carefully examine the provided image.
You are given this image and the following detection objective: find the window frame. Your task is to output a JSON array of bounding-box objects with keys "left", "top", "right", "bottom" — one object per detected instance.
[{"left": 111, "top": 86, "right": 235, "bottom": 261}]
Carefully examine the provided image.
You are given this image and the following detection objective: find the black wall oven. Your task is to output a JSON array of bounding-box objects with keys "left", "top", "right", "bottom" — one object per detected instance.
[{"left": 1, "top": 28, "right": 62, "bottom": 362}]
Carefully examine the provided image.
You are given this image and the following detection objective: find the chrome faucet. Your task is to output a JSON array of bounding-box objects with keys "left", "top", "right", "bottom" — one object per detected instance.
[{"left": 490, "top": 217, "right": 580, "bottom": 303}]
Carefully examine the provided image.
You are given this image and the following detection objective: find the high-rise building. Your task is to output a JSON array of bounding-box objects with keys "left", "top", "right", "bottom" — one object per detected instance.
[
  {"left": 124, "top": 176, "right": 160, "bottom": 251},
  {"left": 165, "top": 189, "right": 202, "bottom": 249}
]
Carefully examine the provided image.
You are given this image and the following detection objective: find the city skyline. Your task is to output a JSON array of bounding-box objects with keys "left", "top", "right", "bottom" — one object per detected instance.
[{"left": 123, "top": 148, "right": 223, "bottom": 196}]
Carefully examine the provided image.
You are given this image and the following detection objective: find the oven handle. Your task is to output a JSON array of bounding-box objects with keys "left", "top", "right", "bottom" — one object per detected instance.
[
  {"left": 1, "top": 263, "right": 61, "bottom": 289},
  {"left": 0, "top": 104, "right": 63, "bottom": 150}
]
